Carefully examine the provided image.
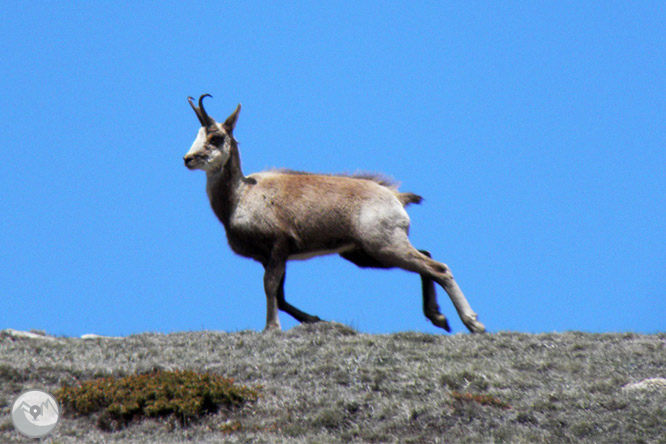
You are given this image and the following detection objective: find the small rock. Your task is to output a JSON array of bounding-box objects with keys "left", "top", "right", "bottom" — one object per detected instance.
[
  {"left": 0, "top": 329, "right": 57, "bottom": 341},
  {"left": 622, "top": 378, "right": 666, "bottom": 392},
  {"left": 81, "top": 334, "right": 123, "bottom": 340}
]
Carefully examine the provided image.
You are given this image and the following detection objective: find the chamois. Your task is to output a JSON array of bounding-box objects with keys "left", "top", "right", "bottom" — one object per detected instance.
[{"left": 183, "top": 95, "right": 485, "bottom": 333}]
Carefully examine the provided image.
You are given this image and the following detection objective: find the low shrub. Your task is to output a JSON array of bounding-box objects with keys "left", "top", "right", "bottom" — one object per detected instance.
[{"left": 55, "top": 369, "right": 260, "bottom": 429}]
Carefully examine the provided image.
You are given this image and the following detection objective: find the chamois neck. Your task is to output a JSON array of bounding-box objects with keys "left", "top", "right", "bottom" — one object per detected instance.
[{"left": 206, "top": 141, "right": 247, "bottom": 227}]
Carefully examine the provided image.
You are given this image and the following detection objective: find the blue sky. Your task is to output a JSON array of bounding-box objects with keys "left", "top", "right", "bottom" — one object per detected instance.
[{"left": 1, "top": 2, "right": 664, "bottom": 336}]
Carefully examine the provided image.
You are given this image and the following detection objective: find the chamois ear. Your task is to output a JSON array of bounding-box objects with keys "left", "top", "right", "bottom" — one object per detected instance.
[{"left": 223, "top": 104, "right": 241, "bottom": 134}]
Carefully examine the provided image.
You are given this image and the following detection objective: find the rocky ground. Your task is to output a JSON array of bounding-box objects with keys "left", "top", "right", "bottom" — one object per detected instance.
[{"left": 1, "top": 324, "right": 665, "bottom": 443}]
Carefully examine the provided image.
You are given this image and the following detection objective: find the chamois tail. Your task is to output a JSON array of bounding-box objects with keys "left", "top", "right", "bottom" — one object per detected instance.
[{"left": 397, "top": 192, "right": 423, "bottom": 207}]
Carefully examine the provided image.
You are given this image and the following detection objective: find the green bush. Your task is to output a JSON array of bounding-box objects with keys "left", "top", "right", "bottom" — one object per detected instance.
[{"left": 55, "top": 370, "right": 260, "bottom": 428}]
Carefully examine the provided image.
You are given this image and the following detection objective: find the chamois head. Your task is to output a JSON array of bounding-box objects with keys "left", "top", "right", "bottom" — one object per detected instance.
[{"left": 184, "top": 94, "right": 241, "bottom": 173}]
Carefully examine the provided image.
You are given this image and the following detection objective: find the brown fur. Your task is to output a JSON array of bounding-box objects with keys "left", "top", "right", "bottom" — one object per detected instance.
[{"left": 274, "top": 169, "right": 424, "bottom": 207}]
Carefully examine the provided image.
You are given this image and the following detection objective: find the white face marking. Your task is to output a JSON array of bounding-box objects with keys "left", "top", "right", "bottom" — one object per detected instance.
[{"left": 185, "top": 127, "right": 207, "bottom": 158}]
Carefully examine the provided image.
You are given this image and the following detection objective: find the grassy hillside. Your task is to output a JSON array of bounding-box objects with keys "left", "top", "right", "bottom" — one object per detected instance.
[{"left": 1, "top": 324, "right": 665, "bottom": 443}]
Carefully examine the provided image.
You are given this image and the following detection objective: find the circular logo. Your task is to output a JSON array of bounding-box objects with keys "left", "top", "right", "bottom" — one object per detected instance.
[{"left": 11, "top": 389, "right": 60, "bottom": 438}]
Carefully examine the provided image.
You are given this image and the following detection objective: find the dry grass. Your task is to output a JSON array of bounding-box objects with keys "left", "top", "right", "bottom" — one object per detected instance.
[
  {"left": 1, "top": 324, "right": 665, "bottom": 443},
  {"left": 449, "top": 391, "right": 511, "bottom": 410}
]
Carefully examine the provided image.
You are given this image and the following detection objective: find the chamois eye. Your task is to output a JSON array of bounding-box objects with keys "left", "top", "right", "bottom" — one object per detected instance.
[{"left": 209, "top": 134, "right": 225, "bottom": 145}]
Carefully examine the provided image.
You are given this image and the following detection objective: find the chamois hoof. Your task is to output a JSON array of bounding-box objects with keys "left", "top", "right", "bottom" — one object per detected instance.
[
  {"left": 263, "top": 322, "right": 282, "bottom": 332},
  {"left": 301, "top": 316, "right": 322, "bottom": 324},
  {"left": 428, "top": 314, "right": 451, "bottom": 332},
  {"left": 463, "top": 315, "right": 486, "bottom": 334}
]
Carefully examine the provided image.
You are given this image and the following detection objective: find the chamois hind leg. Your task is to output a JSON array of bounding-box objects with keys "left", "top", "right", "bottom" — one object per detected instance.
[
  {"left": 340, "top": 248, "right": 451, "bottom": 332},
  {"left": 418, "top": 250, "right": 451, "bottom": 332},
  {"left": 362, "top": 234, "right": 485, "bottom": 333},
  {"left": 276, "top": 271, "right": 321, "bottom": 324}
]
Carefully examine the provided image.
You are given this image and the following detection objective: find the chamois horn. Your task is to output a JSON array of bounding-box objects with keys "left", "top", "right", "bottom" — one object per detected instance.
[{"left": 188, "top": 94, "right": 214, "bottom": 128}]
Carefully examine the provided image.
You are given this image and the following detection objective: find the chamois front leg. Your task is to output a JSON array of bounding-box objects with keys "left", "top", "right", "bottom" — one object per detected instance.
[
  {"left": 263, "top": 245, "right": 287, "bottom": 331},
  {"left": 276, "top": 273, "right": 322, "bottom": 324},
  {"left": 264, "top": 242, "right": 322, "bottom": 331}
]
